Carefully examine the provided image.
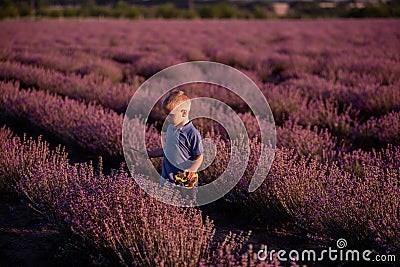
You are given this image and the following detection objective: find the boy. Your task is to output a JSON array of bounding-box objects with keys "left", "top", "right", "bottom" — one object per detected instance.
[{"left": 147, "top": 90, "right": 204, "bottom": 205}]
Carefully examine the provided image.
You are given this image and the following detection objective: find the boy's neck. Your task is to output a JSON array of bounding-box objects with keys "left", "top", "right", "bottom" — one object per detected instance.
[{"left": 174, "top": 118, "right": 190, "bottom": 129}]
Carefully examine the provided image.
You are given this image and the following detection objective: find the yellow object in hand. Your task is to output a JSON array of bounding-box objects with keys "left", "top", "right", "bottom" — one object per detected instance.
[{"left": 174, "top": 171, "right": 198, "bottom": 188}]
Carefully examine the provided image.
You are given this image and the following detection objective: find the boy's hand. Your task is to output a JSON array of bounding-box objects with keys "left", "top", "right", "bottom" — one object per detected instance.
[
  {"left": 184, "top": 169, "right": 195, "bottom": 180},
  {"left": 184, "top": 170, "right": 198, "bottom": 187}
]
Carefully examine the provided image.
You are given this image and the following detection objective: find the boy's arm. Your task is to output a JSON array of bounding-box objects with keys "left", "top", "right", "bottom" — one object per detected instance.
[
  {"left": 147, "top": 148, "right": 164, "bottom": 158},
  {"left": 185, "top": 129, "right": 204, "bottom": 178},
  {"left": 185, "top": 154, "right": 204, "bottom": 173}
]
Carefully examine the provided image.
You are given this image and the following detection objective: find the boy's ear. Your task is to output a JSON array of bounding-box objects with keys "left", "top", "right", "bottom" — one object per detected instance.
[{"left": 182, "top": 109, "right": 188, "bottom": 117}]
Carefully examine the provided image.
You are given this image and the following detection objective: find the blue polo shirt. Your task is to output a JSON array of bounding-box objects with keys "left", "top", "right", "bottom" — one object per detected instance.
[{"left": 160, "top": 121, "right": 203, "bottom": 186}]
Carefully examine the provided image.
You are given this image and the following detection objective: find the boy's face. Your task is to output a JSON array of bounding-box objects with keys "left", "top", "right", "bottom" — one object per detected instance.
[{"left": 164, "top": 101, "right": 190, "bottom": 127}]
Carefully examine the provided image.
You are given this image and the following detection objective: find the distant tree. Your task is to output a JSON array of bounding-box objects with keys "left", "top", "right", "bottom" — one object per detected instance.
[
  {"left": 114, "top": 1, "right": 140, "bottom": 18},
  {"left": 17, "top": 1, "right": 31, "bottom": 16},
  {"left": 63, "top": 6, "right": 79, "bottom": 17},
  {"left": 252, "top": 4, "right": 268, "bottom": 19},
  {"left": 289, "top": 1, "right": 323, "bottom": 18},
  {"left": 0, "top": 0, "right": 19, "bottom": 18},
  {"left": 197, "top": 3, "right": 242, "bottom": 18},
  {"left": 197, "top": 5, "right": 214, "bottom": 18},
  {"left": 155, "top": 3, "right": 181, "bottom": 18},
  {"left": 212, "top": 3, "right": 238, "bottom": 18},
  {"left": 387, "top": 0, "right": 400, "bottom": 16}
]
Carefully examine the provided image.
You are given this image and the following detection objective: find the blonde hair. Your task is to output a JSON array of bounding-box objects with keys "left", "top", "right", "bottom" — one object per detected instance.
[{"left": 162, "top": 90, "right": 190, "bottom": 111}]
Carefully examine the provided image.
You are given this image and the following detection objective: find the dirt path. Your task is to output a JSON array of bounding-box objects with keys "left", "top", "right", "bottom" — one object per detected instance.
[
  {"left": 0, "top": 195, "right": 100, "bottom": 267},
  {"left": 0, "top": 197, "right": 57, "bottom": 266}
]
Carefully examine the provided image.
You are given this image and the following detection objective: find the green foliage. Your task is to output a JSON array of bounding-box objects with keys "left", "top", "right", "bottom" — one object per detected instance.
[
  {"left": 63, "top": 7, "right": 79, "bottom": 17},
  {"left": 0, "top": 1, "right": 18, "bottom": 19},
  {"left": 48, "top": 8, "right": 62, "bottom": 18},
  {"left": 197, "top": 5, "right": 214, "bottom": 18},
  {"left": 289, "top": 1, "right": 329, "bottom": 18},
  {"left": 212, "top": 3, "right": 239, "bottom": 18},
  {"left": 114, "top": 1, "right": 140, "bottom": 18},
  {"left": 181, "top": 9, "right": 197, "bottom": 19},
  {"left": 387, "top": 0, "right": 400, "bottom": 16},
  {"left": 252, "top": 5, "right": 269, "bottom": 19},
  {"left": 87, "top": 5, "right": 113, "bottom": 17},
  {"left": 197, "top": 3, "right": 246, "bottom": 19},
  {"left": 344, "top": 3, "right": 391, "bottom": 18},
  {"left": 0, "top": 0, "right": 399, "bottom": 20},
  {"left": 155, "top": 3, "right": 181, "bottom": 19},
  {"left": 17, "top": 2, "right": 31, "bottom": 16}
]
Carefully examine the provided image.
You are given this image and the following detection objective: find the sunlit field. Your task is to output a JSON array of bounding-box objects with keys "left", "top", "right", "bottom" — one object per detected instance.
[{"left": 0, "top": 18, "right": 399, "bottom": 266}]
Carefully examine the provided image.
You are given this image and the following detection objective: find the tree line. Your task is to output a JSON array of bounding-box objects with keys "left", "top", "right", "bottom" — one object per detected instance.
[{"left": 1, "top": 0, "right": 399, "bottom": 19}]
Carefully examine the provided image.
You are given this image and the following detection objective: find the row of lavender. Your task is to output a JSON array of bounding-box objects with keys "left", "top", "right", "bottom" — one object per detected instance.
[
  {"left": 0, "top": 80, "right": 344, "bottom": 164},
  {"left": 1, "top": 80, "right": 399, "bottom": 254},
  {"left": 0, "top": 126, "right": 285, "bottom": 267},
  {"left": 1, "top": 49, "right": 399, "bottom": 125},
  {"left": 1, "top": 78, "right": 398, "bottom": 162},
  {"left": 1, "top": 62, "right": 399, "bottom": 151},
  {"left": 1, "top": 20, "right": 398, "bottom": 84},
  {"left": 1, "top": 20, "right": 399, "bottom": 125}
]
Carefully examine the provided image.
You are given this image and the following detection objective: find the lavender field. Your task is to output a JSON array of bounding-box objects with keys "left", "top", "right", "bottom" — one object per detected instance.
[{"left": 0, "top": 19, "right": 399, "bottom": 266}]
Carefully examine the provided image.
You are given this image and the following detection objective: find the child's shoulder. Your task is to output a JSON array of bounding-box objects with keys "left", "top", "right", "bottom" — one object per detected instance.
[{"left": 185, "top": 122, "right": 201, "bottom": 137}]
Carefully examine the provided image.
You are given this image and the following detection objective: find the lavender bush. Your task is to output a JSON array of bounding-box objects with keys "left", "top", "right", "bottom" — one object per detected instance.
[
  {"left": 0, "top": 81, "right": 160, "bottom": 157},
  {"left": 0, "top": 126, "right": 285, "bottom": 266},
  {"left": 266, "top": 146, "right": 399, "bottom": 252},
  {"left": 354, "top": 111, "right": 400, "bottom": 147},
  {"left": 0, "top": 61, "right": 141, "bottom": 113}
]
